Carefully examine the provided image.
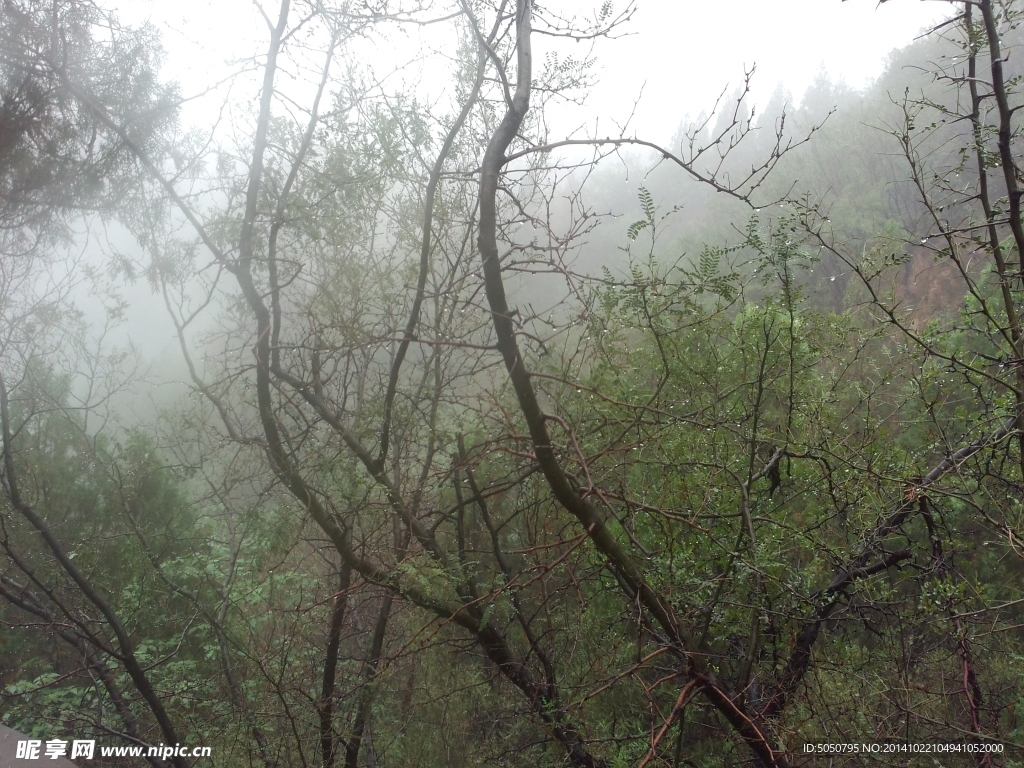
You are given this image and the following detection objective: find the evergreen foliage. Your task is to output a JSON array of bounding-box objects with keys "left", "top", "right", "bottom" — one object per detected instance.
[{"left": 1, "top": 2, "right": 1023, "bottom": 767}]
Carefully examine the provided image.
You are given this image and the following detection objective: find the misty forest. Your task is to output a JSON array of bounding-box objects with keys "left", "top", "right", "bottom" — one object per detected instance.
[{"left": 2, "top": 1, "right": 1024, "bottom": 766}]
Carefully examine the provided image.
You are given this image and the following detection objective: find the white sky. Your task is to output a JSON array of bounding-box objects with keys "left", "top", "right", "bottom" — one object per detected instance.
[
  {"left": 100, "top": 0, "right": 953, "bottom": 401},
  {"left": 120, "top": 0, "right": 952, "bottom": 142},
  {"left": 581, "top": 0, "right": 951, "bottom": 140}
]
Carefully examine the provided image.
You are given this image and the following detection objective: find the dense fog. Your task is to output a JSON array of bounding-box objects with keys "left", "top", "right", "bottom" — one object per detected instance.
[{"left": 2, "top": 2, "right": 1023, "bottom": 767}]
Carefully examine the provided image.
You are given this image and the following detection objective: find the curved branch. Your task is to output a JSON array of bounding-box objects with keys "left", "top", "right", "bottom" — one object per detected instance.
[{"left": 473, "top": 3, "right": 789, "bottom": 766}]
